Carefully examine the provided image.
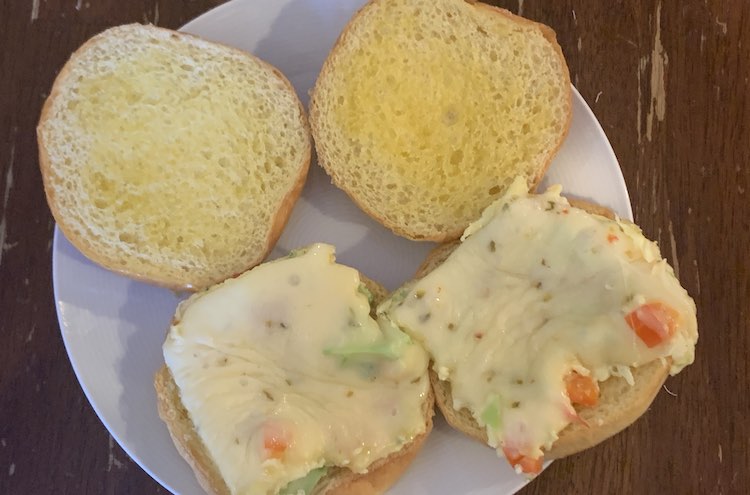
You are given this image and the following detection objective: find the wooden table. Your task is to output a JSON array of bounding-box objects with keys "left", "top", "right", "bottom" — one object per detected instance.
[{"left": 0, "top": 0, "right": 746, "bottom": 493}]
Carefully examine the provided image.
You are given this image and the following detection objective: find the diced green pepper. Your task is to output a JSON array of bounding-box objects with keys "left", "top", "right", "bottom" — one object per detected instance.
[
  {"left": 324, "top": 341, "right": 402, "bottom": 360},
  {"left": 279, "top": 467, "right": 328, "bottom": 495},
  {"left": 324, "top": 317, "right": 411, "bottom": 362},
  {"left": 480, "top": 394, "right": 502, "bottom": 429}
]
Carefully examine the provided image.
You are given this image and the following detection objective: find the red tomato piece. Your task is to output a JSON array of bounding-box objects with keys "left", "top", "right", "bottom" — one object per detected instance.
[
  {"left": 565, "top": 372, "right": 599, "bottom": 407},
  {"left": 625, "top": 302, "right": 679, "bottom": 348},
  {"left": 263, "top": 422, "right": 290, "bottom": 459},
  {"left": 502, "top": 446, "right": 543, "bottom": 475}
]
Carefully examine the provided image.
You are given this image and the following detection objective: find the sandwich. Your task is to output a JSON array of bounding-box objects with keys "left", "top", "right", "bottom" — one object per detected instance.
[
  {"left": 155, "top": 244, "right": 434, "bottom": 494},
  {"left": 378, "top": 177, "right": 698, "bottom": 474}
]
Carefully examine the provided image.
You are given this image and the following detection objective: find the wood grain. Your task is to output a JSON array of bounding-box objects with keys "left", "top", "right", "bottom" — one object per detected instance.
[{"left": 0, "top": 0, "right": 746, "bottom": 494}]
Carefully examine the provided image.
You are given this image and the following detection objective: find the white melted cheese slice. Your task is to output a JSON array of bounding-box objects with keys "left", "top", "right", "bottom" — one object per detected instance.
[
  {"left": 380, "top": 178, "right": 697, "bottom": 460},
  {"left": 164, "top": 244, "right": 429, "bottom": 495}
]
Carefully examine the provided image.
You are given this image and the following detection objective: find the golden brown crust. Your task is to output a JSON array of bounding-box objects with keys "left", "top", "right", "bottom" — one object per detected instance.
[
  {"left": 155, "top": 366, "right": 230, "bottom": 495},
  {"left": 310, "top": 0, "right": 572, "bottom": 243},
  {"left": 566, "top": 197, "right": 618, "bottom": 220},
  {"left": 155, "top": 274, "right": 433, "bottom": 495},
  {"left": 547, "top": 359, "right": 669, "bottom": 458},
  {"left": 429, "top": 368, "right": 487, "bottom": 445},
  {"left": 414, "top": 200, "right": 673, "bottom": 459},
  {"left": 37, "top": 24, "right": 311, "bottom": 291}
]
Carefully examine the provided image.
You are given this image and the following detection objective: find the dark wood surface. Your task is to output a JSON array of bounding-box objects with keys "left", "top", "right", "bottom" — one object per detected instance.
[{"left": 0, "top": 0, "right": 746, "bottom": 493}]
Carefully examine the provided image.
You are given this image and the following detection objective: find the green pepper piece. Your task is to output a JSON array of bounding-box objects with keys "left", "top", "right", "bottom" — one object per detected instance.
[
  {"left": 279, "top": 467, "right": 328, "bottom": 495},
  {"left": 481, "top": 394, "right": 502, "bottom": 429}
]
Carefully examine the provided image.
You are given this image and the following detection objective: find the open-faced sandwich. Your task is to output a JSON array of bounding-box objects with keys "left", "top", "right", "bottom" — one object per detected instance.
[
  {"left": 378, "top": 177, "right": 698, "bottom": 474},
  {"left": 155, "top": 244, "right": 434, "bottom": 494}
]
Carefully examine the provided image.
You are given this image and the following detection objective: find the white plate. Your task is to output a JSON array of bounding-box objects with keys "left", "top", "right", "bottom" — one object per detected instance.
[{"left": 53, "top": 1, "right": 632, "bottom": 494}]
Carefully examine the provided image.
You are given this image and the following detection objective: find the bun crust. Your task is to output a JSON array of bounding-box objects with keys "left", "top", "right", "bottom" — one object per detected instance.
[{"left": 155, "top": 366, "right": 230, "bottom": 495}]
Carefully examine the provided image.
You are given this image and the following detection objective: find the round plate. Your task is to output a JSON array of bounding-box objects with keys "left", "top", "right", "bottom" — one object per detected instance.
[{"left": 53, "top": 1, "right": 632, "bottom": 494}]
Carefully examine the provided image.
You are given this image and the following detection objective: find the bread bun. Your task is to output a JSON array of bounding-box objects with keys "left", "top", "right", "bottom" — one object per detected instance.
[
  {"left": 38, "top": 24, "right": 311, "bottom": 290},
  {"left": 310, "top": 0, "right": 571, "bottom": 241}
]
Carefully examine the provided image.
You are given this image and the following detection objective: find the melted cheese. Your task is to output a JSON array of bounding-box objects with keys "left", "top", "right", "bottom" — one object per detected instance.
[
  {"left": 164, "top": 244, "right": 429, "bottom": 495},
  {"left": 380, "top": 178, "right": 697, "bottom": 460}
]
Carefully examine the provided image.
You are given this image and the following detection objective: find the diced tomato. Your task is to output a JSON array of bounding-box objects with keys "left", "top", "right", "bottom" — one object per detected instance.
[
  {"left": 516, "top": 454, "right": 543, "bottom": 474},
  {"left": 565, "top": 372, "right": 599, "bottom": 407},
  {"left": 625, "top": 301, "right": 679, "bottom": 348},
  {"left": 262, "top": 422, "right": 290, "bottom": 459},
  {"left": 502, "top": 446, "right": 543, "bottom": 475},
  {"left": 562, "top": 403, "right": 590, "bottom": 427},
  {"left": 607, "top": 233, "right": 619, "bottom": 243}
]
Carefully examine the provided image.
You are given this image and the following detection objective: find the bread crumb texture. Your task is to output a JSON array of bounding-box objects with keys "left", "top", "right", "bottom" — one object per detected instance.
[
  {"left": 40, "top": 25, "right": 309, "bottom": 287},
  {"left": 312, "top": 0, "right": 569, "bottom": 239}
]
